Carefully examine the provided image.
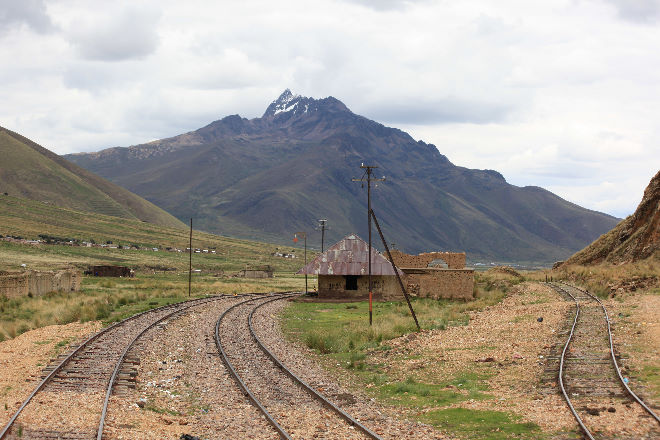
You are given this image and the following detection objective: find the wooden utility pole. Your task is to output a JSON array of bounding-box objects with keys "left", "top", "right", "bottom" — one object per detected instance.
[
  {"left": 352, "top": 164, "right": 385, "bottom": 325},
  {"left": 294, "top": 231, "right": 308, "bottom": 294},
  {"left": 316, "top": 219, "right": 328, "bottom": 252},
  {"left": 188, "top": 218, "right": 192, "bottom": 297}
]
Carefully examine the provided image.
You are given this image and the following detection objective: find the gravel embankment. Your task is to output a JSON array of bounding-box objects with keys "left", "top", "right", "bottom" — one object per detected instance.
[{"left": 104, "top": 295, "right": 277, "bottom": 439}]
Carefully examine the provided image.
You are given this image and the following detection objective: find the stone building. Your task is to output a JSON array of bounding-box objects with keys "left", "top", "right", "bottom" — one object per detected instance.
[
  {"left": 297, "top": 234, "right": 403, "bottom": 300},
  {"left": 85, "top": 265, "right": 134, "bottom": 277},
  {"left": 237, "top": 266, "right": 274, "bottom": 278},
  {"left": 387, "top": 250, "right": 474, "bottom": 300},
  {"left": 297, "top": 235, "right": 475, "bottom": 301}
]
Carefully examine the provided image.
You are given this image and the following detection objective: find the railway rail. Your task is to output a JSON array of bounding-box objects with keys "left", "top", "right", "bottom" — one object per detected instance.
[
  {"left": 0, "top": 294, "right": 246, "bottom": 440},
  {"left": 215, "top": 294, "right": 382, "bottom": 440},
  {"left": 549, "top": 282, "right": 660, "bottom": 439}
]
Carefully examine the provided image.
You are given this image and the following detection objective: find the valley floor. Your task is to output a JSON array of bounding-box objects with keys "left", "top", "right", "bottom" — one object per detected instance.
[{"left": 0, "top": 282, "right": 658, "bottom": 439}]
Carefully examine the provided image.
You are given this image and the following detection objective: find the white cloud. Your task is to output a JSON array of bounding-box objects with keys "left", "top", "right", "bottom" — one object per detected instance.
[
  {"left": 0, "top": 0, "right": 55, "bottom": 34},
  {"left": 601, "top": 0, "right": 660, "bottom": 24},
  {"left": 0, "top": 0, "right": 658, "bottom": 218},
  {"left": 59, "top": 3, "right": 161, "bottom": 61}
]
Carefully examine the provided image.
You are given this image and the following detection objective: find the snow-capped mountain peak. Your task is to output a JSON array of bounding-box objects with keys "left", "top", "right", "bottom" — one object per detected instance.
[
  {"left": 262, "top": 89, "right": 350, "bottom": 119},
  {"left": 263, "top": 89, "right": 310, "bottom": 117}
]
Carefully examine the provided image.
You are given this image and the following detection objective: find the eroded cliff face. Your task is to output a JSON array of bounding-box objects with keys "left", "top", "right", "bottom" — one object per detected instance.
[{"left": 566, "top": 169, "right": 660, "bottom": 265}]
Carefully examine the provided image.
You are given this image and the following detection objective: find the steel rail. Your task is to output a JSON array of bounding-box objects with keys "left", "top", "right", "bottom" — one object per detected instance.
[
  {"left": 0, "top": 295, "right": 219, "bottom": 439},
  {"left": 249, "top": 295, "right": 383, "bottom": 440},
  {"left": 553, "top": 282, "right": 596, "bottom": 440},
  {"left": 215, "top": 294, "right": 293, "bottom": 440},
  {"left": 561, "top": 282, "right": 660, "bottom": 425},
  {"left": 96, "top": 294, "right": 240, "bottom": 439}
]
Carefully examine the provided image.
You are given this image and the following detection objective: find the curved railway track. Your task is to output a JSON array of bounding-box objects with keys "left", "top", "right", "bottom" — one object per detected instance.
[
  {"left": 0, "top": 294, "right": 243, "bottom": 440},
  {"left": 215, "top": 294, "right": 383, "bottom": 440},
  {"left": 549, "top": 282, "right": 660, "bottom": 439}
]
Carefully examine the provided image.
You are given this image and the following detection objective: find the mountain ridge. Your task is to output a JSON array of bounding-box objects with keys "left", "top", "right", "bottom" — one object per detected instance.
[
  {"left": 64, "top": 90, "right": 619, "bottom": 262},
  {"left": 0, "top": 126, "right": 185, "bottom": 229}
]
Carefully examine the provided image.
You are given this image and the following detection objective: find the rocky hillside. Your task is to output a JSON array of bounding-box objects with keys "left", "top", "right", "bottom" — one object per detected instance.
[
  {"left": 65, "top": 90, "right": 618, "bottom": 262},
  {"left": 565, "top": 169, "right": 660, "bottom": 264},
  {"left": 0, "top": 126, "right": 185, "bottom": 229}
]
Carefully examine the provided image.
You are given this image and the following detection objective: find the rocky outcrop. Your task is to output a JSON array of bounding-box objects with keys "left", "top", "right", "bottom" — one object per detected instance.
[{"left": 565, "top": 169, "right": 660, "bottom": 265}]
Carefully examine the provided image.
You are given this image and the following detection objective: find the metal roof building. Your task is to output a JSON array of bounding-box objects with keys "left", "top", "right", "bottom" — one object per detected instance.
[
  {"left": 297, "top": 234, "right": 401, "bottom": 276},
  {"left": 297, "top": 234, "right": 403, "bottom": 300}
]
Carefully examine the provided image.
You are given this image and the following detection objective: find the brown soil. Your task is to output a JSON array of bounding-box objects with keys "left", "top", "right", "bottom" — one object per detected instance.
[
  {"left": 365, "top": 282, "right": 660, "bottom": 436},
  {"left": 0, "top": 321, "right": 101, "bottom": 427}
]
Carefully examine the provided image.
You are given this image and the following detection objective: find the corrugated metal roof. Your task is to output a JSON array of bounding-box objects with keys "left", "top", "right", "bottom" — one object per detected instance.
[{"left": 297, "top": 234, "right": 402, "bottom": 276}]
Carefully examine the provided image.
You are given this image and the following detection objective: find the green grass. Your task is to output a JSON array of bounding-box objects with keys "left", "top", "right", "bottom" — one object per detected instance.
[
  {"left": 0, "top": 194, "right": 309, "bottom": 273},
  {"left": 0, "top": 272, "right": 306, "bottom": 339},
  {"left": 144, "top": 405, "right": 182, "bottom": 416},
  {"left": 419, "top": 408, "right": 542, "bottom": 440},
  {"left": 640, "top": 365, "right": 660, "bottom": 400},
  {"left": 279, "top": 272, "right": 545, "bottom": 439},
  {"left": 283, "top": 276, "right": 506, "bottom": 358},
  {"left": 373, "top": 372, "right": 493, "bottom": 407}
]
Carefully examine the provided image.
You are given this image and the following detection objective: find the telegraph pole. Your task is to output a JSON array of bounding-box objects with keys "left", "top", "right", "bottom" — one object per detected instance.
[
  {"left": 188, "top": 218, "right": 192, "bottom": 297},
  {"left": 316, "top": 219, "right": 328, "bottom": 252},
  {"left": 294, "top": 231, "right": 308, "bottom": 295},
  {"left": 352, "top": 164, "right": 385, "bottom": 325}
]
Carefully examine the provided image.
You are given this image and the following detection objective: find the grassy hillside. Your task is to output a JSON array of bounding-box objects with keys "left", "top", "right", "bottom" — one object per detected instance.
[
  {"left": 0, "top": 126, "right": 185, "bottom": 229},
  {"left": 0, "top": 194, "right": 308, "bottom": 339},
  {"left": 0, "top": 194, "right": 307, "bottom": 273}
]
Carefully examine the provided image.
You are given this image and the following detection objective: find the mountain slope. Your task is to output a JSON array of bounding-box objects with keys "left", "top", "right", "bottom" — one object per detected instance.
[
  {"left": 65, "top": 90, "right": 618, "bottom": 262},
  {"left": 565, "top": 169, "right": 660, "bottom": 265},
  {"left": 0, "top": 126, "right": 185, "bottom": 229}
]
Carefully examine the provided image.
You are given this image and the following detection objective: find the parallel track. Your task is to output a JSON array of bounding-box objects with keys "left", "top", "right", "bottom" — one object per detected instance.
[
  {"left": 550, "top": 282, "right": 660, "bottom": 439},
  {"left": 0, "top": 294, "right": 240, "bottom": 439},
  {"left": 215, "top": 294, "right": 382, "bottom": 440}
]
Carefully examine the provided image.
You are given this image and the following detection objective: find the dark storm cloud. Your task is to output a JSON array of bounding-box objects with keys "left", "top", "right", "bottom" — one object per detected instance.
[
  {"left": 603, "top": 0, "right": 660, "bottom": 24},
  {"left": 0, "top": 0, "right": 55, "bottom": 35}
]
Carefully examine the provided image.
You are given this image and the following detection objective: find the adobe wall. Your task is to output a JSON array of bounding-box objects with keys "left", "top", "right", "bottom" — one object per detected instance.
[
  {"left": 0, "top": 269, "right": 81, "bottom": 299},
  {"left": 318, "top": 275, "right": 402, "bottom": 301},
  {"left": 388, "top": 250, "right": 466, "bottom": 269},
  {"left": 238, "top": 269, "right": 274, "bottom": 279},
  {"left": 0, "top": 273, "right": 28, "bottom": 299},
  {"left": 402, "top": 268, "right": 474, "bottom": 301}
]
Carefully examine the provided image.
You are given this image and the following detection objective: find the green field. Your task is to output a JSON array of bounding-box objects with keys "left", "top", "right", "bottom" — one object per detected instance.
[
  {"left": 0, "top": 195, "right": 309, "bottom": 339},
  {"left": 0, "top": 194, "right": 309, "bottom": 273}
]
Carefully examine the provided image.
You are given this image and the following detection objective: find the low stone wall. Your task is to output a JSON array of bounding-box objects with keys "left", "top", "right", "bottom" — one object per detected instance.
[
  {"left": 0, "top": 269, "right": 81, "bottom": 299},
  {"left": 388, "top": 250, "right": 466, "bottom": 269},
  {"left": 402, "top": 268, "right": 474, "bottom": 301},
  {"left": 238, "top": 269, "right": 273, "bottom": 279}
]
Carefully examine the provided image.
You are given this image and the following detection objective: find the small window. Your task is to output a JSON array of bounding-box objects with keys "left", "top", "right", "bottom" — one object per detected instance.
[
  {"left": 345, "top": 275, "right": 358, "bottom": 290},
  {"left": 428, "top": 258, "right": 448, "bottom": 269}
]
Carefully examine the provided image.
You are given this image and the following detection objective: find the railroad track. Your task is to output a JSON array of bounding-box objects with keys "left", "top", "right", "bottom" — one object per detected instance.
[
  {"left": 215, "top": 294, "right": 383, "bottom": 440},
  {"left": 0, "top": 294, "right": 246, "bottom": 440},
  {"left": 549, "top": 282, "right": 660, "bottom": 439}
]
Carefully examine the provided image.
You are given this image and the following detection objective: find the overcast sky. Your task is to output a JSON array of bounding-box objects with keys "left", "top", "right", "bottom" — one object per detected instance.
[{"left": 1, "top": 0, "right": 659, "bottom": 218}]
